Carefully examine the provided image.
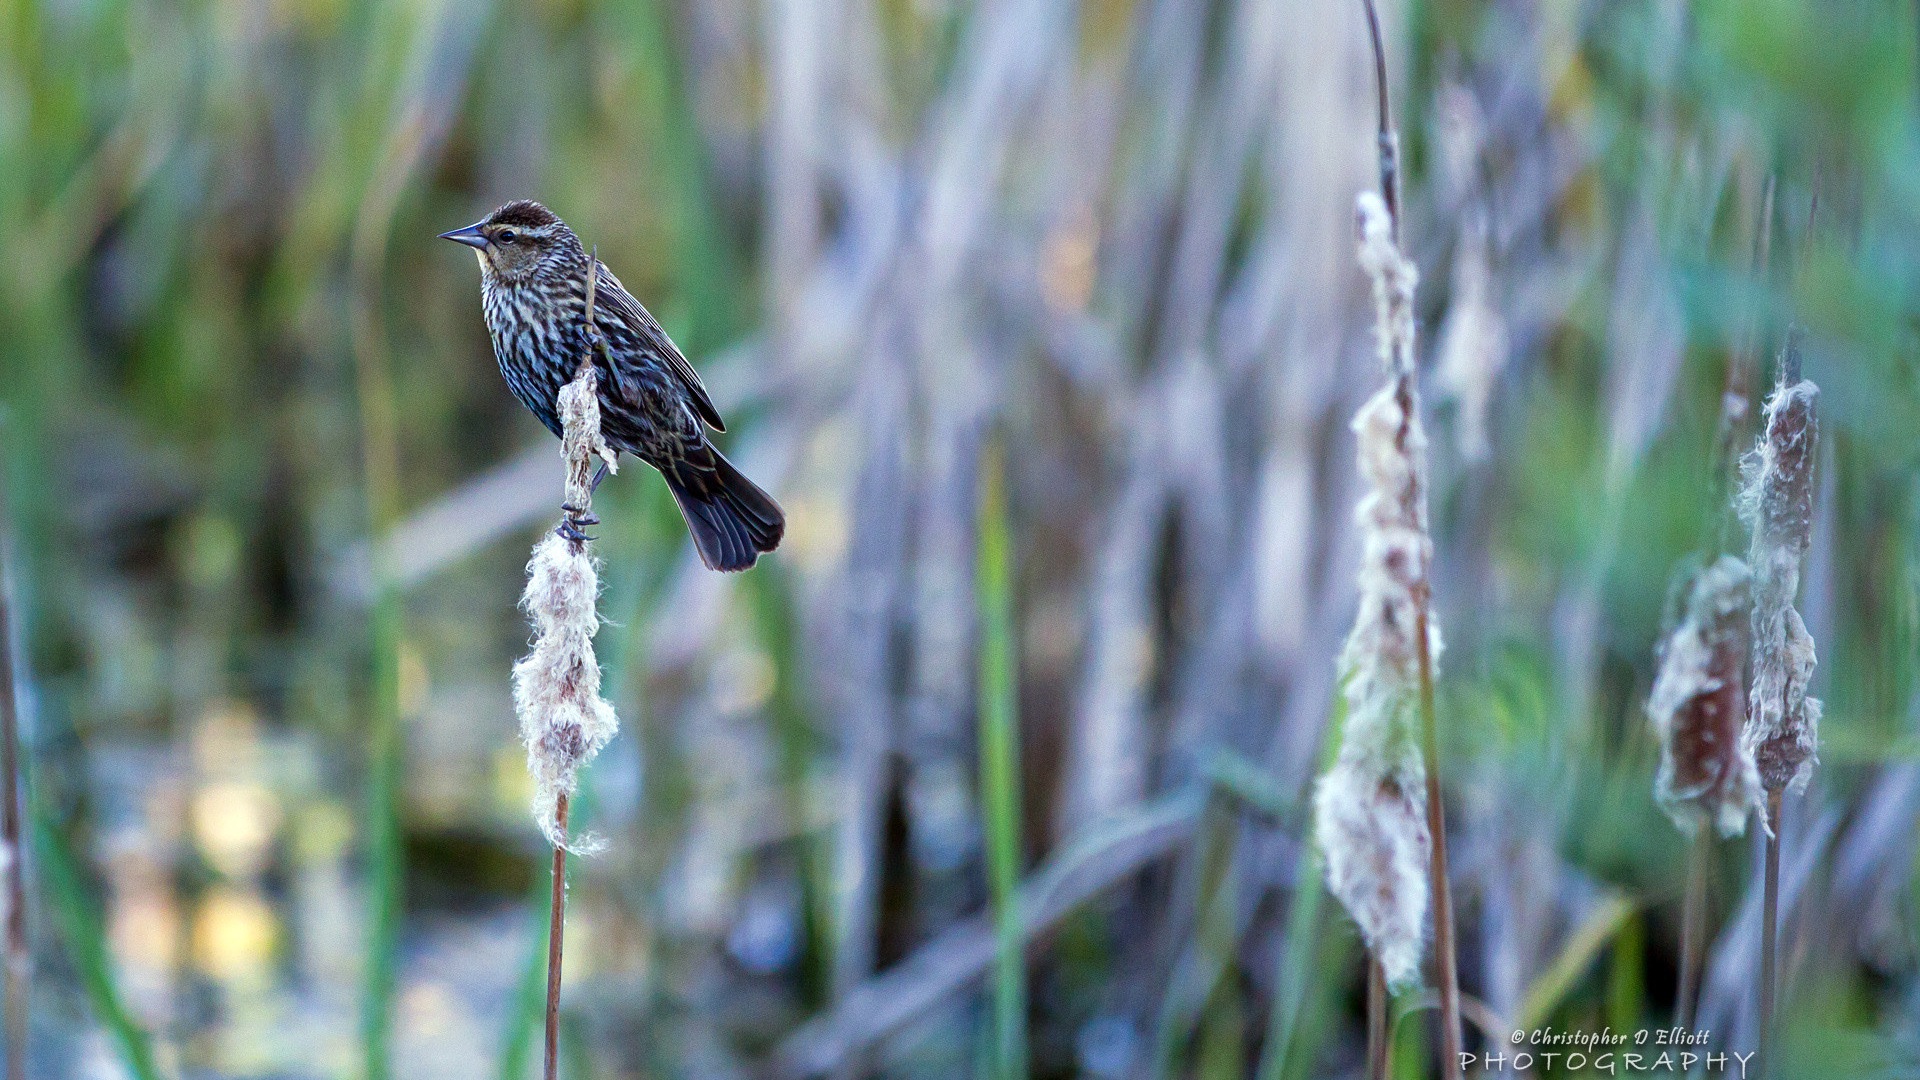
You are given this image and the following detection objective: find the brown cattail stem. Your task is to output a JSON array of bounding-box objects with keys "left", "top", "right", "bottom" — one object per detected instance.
[
  {"left": 1758, "top": 789, "right": 1781, "bottom": 1077},
  {"left": 0, "top": 469, "right": 25, "bottom": 1080},
  {"left": 1366, "top": 958, "right": 1388, "bottom": 1080},
  {"left": 1359, "top": 0, "right": 1398, "bottom": 234},
  {"left": 1413, "top": 589, "right": 1463, "bottom": 1080},
  {"left": 545, "top": 792, "right": 571, "bottom": 1080},
  {"left": 1674, "top": 830, "right": 1709, "bottom": 1031}
]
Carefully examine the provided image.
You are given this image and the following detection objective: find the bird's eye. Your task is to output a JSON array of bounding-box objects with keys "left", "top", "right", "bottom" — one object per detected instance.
[{"left": 497, "top": 228, "right": 518, "bottom": 243}]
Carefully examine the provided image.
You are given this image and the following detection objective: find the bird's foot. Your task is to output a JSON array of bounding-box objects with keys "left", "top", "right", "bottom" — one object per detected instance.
[
  {"left": 559, "top": 503, "right": 600, "bottom": 527},
  {"left": 589, "top": 460, "right": 610, "bottom": 494},
  {"left": 555, "top": 517, "right": 597, "bottom": 545}
]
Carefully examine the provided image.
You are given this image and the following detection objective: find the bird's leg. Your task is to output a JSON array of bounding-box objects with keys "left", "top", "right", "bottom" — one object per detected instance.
[{"left": 557, "top": 459, "right": 610, "bottom": 542}]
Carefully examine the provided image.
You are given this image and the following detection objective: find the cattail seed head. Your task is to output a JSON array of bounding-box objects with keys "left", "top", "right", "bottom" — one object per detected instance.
[
  {"left": 559, "top": 365, "right": 618, "bottom": 505},
  {"left": 1316, "top": 751, "right": 1429, "bottom": 988},
  {"left": 1648, "top": 556, "right": 1761, "bottom": 836},
  {"left": 512, "top": 366, "right": 619, "bottom": 851},
  {"left": 1314, "top": 192, "right": 1440, "bottom": 991},
  {"left": 1357, "top": 191, "right": 1418, "bottom": 380},
  {"left": 1739, "top": 375, "right": 1821, "bottom": 795}
]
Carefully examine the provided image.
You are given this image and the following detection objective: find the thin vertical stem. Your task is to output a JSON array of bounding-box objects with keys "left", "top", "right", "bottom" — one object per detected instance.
[
  {"left": 977, "top": 437, "right": 1027, "bottom": 1080},
  {"left": 1758, "top": 790, "right": 1781, "bottom": 1078},
  {"left": 1675, "top": 830, "right": 1710, "bottom": 1032},
  {"left": 0, "top": 469, "right": 25, "bottom": 1080},
  {"left": 1359, "top": 0, "right": 1399, "bottom": 235},
  {"left": 545, "top": 793, "right": 571, "bottom": 1080},
  {"left": 1414, "top": 596, "right": 1463, "bottom": 1080},
  {"left": 1365, "top": 958, "right": 1388, "bottom": 1080}
]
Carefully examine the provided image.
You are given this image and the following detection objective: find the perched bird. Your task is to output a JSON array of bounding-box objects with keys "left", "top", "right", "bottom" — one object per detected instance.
[{"left": 441, "top": 201, "right": 783, "bottom": 571}]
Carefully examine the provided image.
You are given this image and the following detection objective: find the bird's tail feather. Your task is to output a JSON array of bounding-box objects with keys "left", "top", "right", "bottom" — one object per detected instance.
[{"left": 660, "top": 445, "right": 785, "bottom": 572}]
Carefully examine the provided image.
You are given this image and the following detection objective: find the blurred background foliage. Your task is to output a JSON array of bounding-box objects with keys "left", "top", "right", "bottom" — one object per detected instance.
[{"left": 0, "top": 0, "right": 1916, "bottom": 1077}]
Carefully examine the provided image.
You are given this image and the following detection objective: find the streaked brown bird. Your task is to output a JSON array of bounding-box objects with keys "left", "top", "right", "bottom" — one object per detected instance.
[{"left": 441, "top": 201, "right": 783, "bottom": 571}]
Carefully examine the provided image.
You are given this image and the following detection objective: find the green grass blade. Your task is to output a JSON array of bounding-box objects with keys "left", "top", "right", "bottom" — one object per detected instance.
[
  {"left": 500, "top": 904, "right": 549, "bottom": 1080},
  {"left": 1255, "top": 843, "right": 1329, "bottom": 1080},
  {"left": 32, "top": 798, "right": 161, "bottom": 1080},
  {"left": 359, "top": 585, "right": 404, "bottom": 1080},
  {"left": 1515, "top": 892, "right": 1637, "bottom": 1032},
  {"left": 976, "top": 438, "right": 1027, "bottom": 1080},
  {"left": 1256, "top": 702, "right": 1345, "bottom": 1080},
  {"left": 748, "top": 565, "right": 832, "bottom": 1008}
]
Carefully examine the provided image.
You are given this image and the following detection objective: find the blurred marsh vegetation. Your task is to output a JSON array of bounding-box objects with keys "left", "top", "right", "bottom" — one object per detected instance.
[{"left": 0, "top": 0, "right": 1917, "bottom": 1077}]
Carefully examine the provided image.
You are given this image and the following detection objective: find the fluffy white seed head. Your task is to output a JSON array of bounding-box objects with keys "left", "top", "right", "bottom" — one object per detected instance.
[
  {"left": 1315, "top": 750, "right": 1429, "bottom": 988},
  {"left": 512, "top": 365, "right": 620, "bottom": 851},
  {"left": 558, "top": 368, "right": 618, "bottom": 508},
  {"left": 1357, "top": 191, "right": 1419, "bottom": 380},
  {"left": 1648, "top": 556, "right": 1761, "bottom": 836},
  {"left": 1314, "top": 200, "right": 1441, "bottom": 991},
  {"left": 1739, "top": 378, "right": 1821, "bottom": 795}
]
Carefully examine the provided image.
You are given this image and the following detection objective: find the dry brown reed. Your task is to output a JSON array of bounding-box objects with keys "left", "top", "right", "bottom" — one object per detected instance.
[
  {"left": 1659, "top": 174, "right": 1775, "bottom": 1034},
  {"left": 1740, "top": 367, "right": 1822, "bottom": 799},
  {"left": 1739, "top": 329, "right": 1821, "bottom": 1075},
  {"left": 1649, "top": 556, "right": 1762, "bottom": 839}
]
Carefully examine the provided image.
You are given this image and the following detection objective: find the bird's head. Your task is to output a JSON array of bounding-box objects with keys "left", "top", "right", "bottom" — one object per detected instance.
[{"left": 439, "top": 201, "right": 580, "bottom": 284}]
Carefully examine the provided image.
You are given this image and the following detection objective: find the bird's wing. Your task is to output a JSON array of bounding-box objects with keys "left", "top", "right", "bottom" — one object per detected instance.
[{"left": 592, "top": 261, "right": 726, "bottom": 432}]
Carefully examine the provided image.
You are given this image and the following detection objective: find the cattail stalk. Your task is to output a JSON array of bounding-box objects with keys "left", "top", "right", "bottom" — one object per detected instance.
[
  {"left": 512, "top": 257, "right": 622, "bottom": 1080},
  {"left": 1739, "top": 330, "right": 1819, "bottom": 1076},
  {"left": 1365, "top": 959, "right": 1388, "bottom": 1080},
  {"left": 1313, "top": 191, "right": 1433, "bottom": 989},
  {"left": 544, "top": 795, "right": 570, "bottom": 1080},
  {"left": 1314, "top": 8, "right": 1462, "bottom": 1075},
  {"left": 1675, "top": 830, "right": 1708, "bottom": 1032},
  {"left": 1758, "top": 788, "right": 1781, "bottom": 1071},
  {"left": 1665, "top": 178, "right": 1774, "bottom": 1030},
  {"left": 1649, "top": 556, "right": 1758, "bottom": 1030},
  {"left": 1375, "top": 4, "right": 1462, "bottom": 1074}
]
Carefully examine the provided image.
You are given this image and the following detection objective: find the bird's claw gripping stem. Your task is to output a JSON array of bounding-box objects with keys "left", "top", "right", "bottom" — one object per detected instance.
[{"left": 557, "top": 503, "right": 600, "bottom": 545}]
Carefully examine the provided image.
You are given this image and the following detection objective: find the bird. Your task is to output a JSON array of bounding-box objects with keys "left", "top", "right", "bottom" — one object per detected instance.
[{"left": 441, "top": 201, "right": 783, "bottom": 572}]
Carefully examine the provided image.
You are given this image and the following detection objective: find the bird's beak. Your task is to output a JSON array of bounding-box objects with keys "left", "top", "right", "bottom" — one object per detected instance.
[{"left": 438, "top": 222, "right": 489, "bottom": 249}]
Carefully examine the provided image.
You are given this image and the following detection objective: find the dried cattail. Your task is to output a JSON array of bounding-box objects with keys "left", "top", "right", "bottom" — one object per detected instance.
[
  {"left": 1739, "top": 371, "right": 1821, "bottom": 795},
  {"left": 1314, "top": 191, "right": 1440, "bottom": 991},
  {"left": 1648, "top": 556, "right": 1761, "bottom": 837},
  {"left": 512, "top": 367, "right": 620, "bottom": 851},
  {"left": 1356, "top": 192, "right": 1418, "bottom": 381}
]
